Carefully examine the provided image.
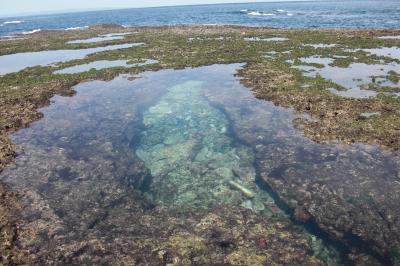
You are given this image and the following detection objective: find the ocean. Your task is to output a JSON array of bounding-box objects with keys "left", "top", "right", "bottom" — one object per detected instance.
[{"left": 0, "top": 0, "right": 399, "bottom": 37}]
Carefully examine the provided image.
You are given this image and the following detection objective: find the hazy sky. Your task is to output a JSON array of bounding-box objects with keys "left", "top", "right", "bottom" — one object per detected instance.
[{"left": 0, "top": 0, "right": 308, "bottom": 17}]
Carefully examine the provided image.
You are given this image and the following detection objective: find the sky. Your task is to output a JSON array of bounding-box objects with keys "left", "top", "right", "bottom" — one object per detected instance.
[{"left": 0, "top": 0, "right": 308, "bottom": 17}]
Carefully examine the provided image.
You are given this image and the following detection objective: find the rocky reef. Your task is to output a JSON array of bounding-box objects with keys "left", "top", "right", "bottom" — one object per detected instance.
[{"left": 1, "top": 25, "right": 400, "bottom": 265}]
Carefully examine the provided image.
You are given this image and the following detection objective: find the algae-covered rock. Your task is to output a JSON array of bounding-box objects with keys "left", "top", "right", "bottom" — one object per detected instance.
[{"left": 226, "top": 250, "right": 267, "bottom": 265}]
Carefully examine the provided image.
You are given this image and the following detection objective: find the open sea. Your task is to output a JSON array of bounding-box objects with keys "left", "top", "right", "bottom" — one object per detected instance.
[{"left": 1, "top": 0, "right": 400, "bottom": 36}]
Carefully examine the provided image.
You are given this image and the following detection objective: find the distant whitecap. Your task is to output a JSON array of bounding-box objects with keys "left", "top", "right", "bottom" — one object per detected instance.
[
  {"left": 248, "top": 11, "right": 276, "bottom": 16},
  {"left": 3, "top": 20, "right": 25, "bottom": 25}
]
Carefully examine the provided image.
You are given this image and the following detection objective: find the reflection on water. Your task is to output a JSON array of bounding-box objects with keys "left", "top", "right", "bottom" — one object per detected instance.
[
  {"left": 0, "top": 43, "right": 143, "bottom": 75},
  {"left": 67, "top": 32, "right": 136, "bottom": 44},
  {"left": 362, "top": 47, "right": 400, "bottom": 60},
  {"left": 303, "top": 44, "right": 337, "bottom": 48},
  {"left": 326, "top": 87, "right": 377, "bottom": 98},
  {"left": 54, "top": 59, "right": 158, "bottom": 74},
  {"left": 244, "top": 37, "right": 288, "bottom": 42},
  {"left": 377, "top": 36, "right": 400, "bottom": 40},
  {"left": 293, "top": 58, "right": 400, "bottom": 98},
  {"left": 1, "top": 64, "right": 399, "bottom": 263},
  {"left": 299, "top": 56, "right": 334, "bottom": 65}
]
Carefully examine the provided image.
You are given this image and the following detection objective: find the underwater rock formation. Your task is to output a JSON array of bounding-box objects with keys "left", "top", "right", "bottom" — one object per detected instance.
[{"left": 136, "top": 81, "right": 270, "bottom": 212}]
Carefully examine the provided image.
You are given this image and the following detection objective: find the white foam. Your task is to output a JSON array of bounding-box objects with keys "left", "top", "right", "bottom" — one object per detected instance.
[
  {"left": 3, "top": 20, "right": 24, "bottom": 25},
  {"left": 248, "top": 11, "right": 260, "bottom": 15},
  {"left": 0, "top": 36, "right": 28, "bottom": 41},
  {"left": 276, "top": 9, "right": 285, "bottom": 12},
  {"left": 21, "top": 29, "right": 41, "bottom": 35},
  {"left": 65, "top": 26, "right": 89, "bottom": 31},
  {"left": 248, "top": 11, "right": 276, "bottom": 16}
]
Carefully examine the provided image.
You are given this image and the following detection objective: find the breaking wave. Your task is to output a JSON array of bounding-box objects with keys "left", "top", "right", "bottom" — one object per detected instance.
[
  {"left": 2, "top": 20, "right": 25, "bottom": 25},
  {"left": 21, "top": 29, "right": 41, "bottom": 34},
  {"left": 241, "top": 9, "right": 294, "bottom": 17},
  {"left": 65, "top": 26, "right": 89, "bottom": 30},
  {"left": 248, "top": 11, "right": 276, "bottom": 16}
]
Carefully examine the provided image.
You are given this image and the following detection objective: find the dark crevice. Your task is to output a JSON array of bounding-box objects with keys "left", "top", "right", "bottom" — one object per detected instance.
[{"left": 255, "top": 171, "right": 393, "bottom": 266}]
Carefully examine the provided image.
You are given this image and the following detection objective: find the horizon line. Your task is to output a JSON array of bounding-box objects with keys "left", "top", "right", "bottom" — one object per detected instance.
[{"left": 0, "top": 0, "right": 318, "bottom": 18}]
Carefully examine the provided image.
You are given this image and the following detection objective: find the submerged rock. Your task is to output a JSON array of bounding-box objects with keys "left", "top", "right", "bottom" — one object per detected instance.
[
  {"left": 136, "top": 80, "right": 267, "bottom": 210},
  {"left": 228, "top": 180, "right": 255, "bottom": 198}
]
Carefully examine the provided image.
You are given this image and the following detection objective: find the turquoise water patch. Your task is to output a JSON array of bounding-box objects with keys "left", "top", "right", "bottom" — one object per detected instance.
[{"left": 136, "top": 80, "right": 269, "bottom": 211}]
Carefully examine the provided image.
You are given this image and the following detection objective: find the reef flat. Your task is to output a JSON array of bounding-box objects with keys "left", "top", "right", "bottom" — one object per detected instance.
[{"left": 0, "top": 25, "right": 400, "bottom": 265}]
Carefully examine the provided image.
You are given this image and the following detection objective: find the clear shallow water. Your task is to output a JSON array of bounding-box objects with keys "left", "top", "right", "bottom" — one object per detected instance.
[
  {"left": 0, "top": 64, "right": 399, "bottom": 262},
  {"left": 0, "top": 64, "right": 285, "bottom": 216},
  {"left": 1, "top": 0, "right": 400, "bottom": 36},
  {"left": 0, "top": 43, "right": 142, "bottom": 75}
]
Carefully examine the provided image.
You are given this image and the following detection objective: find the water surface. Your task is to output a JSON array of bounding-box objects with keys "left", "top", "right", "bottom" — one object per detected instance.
[
  {"left": 0, "top": 43, "right": 143, "bottom": 75},
  {"left": 244, "top": 37, "right": 288, "bottom": 42},
  {"left": 362, "top": 47, "right": 400, "bottom": 60},
  {"left": 293, "top": 59, "right": 400, "bottom": 98},
  {"left": 67, "top": 32, "right": 136, "bottom": 44},
  {"left": 377, "top": 36, "right": 400, "bottom": 40}
]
